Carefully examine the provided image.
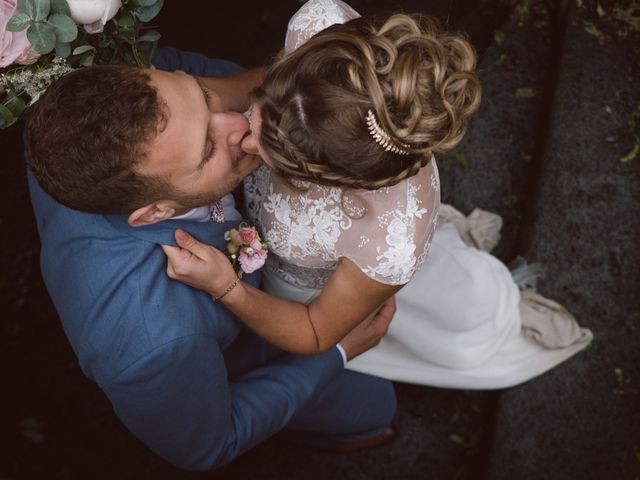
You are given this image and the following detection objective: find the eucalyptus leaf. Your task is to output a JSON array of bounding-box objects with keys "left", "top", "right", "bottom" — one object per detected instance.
[
  {"left": 27, "top": 22, "right": 56, "bottom": 54},
  {"left": 50, "top": 0, "right": 71, "bottom": 16},
  {"left": 137, "top": 30, "right": 160, "bottom": 43},
  {"left": 116, "top": 11, "right": 135, "bottom": 30},
  {"left": 4, "top": 90, "right": 27, "bottom": 118},
  {"left": 72, "top": 45, "right": 95, "bottom": 55},
  {"left": 33, "top": 0, "right": 51, "bottom": 22},
  {"left": 18, "top": 0, "right": 35, "bottom": 19},
  {"left": 132, "top": 0, "right": 158, "bottom": 6},
  {"left": 48, "top": 13, "right": 77, "bottom": 42},
  {"left": 6, "top": 13, "right": 32, "bottom": 32},
  {"left": 0, "top": 104, "right": 17, "bottom": 129},
  {"left": 134, "top": 0, "right": 164, "bottom": 22},
  {"left": 55, "top": 40, "right": 71, "bottom": 58}
]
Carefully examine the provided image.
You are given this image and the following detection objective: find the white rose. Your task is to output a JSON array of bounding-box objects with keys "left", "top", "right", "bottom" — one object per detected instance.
[{"left": 66, "top": 0, "right": 122, "bottom": 34}]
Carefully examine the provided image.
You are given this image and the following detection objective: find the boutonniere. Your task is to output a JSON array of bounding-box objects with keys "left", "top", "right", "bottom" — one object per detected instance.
[{"left": 224, "top": 223, "right": 268, "bottom": 276}]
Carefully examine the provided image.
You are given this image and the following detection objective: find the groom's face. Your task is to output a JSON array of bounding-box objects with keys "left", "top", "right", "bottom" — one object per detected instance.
[{"left": 136, "top": 69, "right": 260, "bottom": 212}]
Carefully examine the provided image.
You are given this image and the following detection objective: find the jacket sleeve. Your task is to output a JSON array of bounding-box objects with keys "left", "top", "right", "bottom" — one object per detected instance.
[{"left": 102, "top": 334, "right": 342, "bottom": 471}]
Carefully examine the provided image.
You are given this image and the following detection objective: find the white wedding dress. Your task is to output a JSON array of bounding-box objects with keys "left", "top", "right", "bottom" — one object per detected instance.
[{"left": 243, "top": 0, "right": 593, "bottom": 389}]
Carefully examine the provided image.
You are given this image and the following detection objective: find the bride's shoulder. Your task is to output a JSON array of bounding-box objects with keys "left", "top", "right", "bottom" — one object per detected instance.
[{"left": 358, "top": 158, "right": 440, "bottom": 205}]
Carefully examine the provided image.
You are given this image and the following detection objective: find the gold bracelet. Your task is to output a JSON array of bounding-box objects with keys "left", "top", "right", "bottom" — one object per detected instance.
[{"left": 212, "top": 277, "right": 241, "bottom": 302}]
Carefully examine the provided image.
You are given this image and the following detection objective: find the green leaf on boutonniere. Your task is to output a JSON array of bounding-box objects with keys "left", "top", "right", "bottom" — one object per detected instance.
[
  {"left": 50, "top": 0, "right": 71, "bottom": 16},
  {"left": 6, "top": 13, "right": 32, "bottom": 32},
  {"left": 32, "top": 0, "right": 51, "bottom": 22},
  {"left": 48, "top": 14, "right": 77, "bottom": 43},
  {"left": 27, "top": 22, "right": 56, "bottom": 54},
  {"left": 135, "top": 0, "right": 164, "bottom": 22}
]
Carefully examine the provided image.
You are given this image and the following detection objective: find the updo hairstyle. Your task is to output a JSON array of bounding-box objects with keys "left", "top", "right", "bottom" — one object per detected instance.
[{"left": 253, "top": 14, "right": 481, "bottom": 190}]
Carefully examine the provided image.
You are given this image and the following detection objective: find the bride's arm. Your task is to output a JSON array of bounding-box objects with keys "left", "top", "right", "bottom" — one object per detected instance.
[{"left": 162, "top": 229, "right": 401, "bottom": 357}]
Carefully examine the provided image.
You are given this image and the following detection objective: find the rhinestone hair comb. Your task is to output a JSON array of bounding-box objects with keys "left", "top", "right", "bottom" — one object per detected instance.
[{"left": 365, "top": 109, "right": 410, "bottom": 156}]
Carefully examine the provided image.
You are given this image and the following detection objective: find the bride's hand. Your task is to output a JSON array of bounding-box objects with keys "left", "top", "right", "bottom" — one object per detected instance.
[{"left": 161, "top": 229, "right": 238, "bottom": 297}]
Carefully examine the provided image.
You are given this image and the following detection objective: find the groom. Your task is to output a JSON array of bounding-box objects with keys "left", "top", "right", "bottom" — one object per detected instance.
[{"left": 25, "top": 48, "right": 396, "bottom": 471}]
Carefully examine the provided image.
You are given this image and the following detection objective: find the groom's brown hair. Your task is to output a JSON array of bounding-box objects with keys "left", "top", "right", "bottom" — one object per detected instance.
[{"left": 27, "top": 65, "right": 171, "bottom": 214}]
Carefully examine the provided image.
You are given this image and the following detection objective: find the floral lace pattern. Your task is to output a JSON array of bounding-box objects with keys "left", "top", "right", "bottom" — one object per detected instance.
[{"left": 244, "top": 161, "right": 440, "bottom": 286}]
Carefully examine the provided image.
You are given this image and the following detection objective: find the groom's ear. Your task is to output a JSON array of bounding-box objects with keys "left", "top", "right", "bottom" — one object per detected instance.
[{"left": 128, "top": 202, "right": 176, "bottom": 227}]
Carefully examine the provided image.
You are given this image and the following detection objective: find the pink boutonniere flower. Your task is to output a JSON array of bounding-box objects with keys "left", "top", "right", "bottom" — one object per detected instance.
[{"left": 224, "top": 223, "right": 268, "bottom": 277}]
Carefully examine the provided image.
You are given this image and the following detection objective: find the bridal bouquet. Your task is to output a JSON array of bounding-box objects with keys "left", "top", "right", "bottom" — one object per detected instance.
[
  {"left": 224, "top": 224, "right": 268, "bottom": 276},
  {"left": 0, "top": 0, "right": 163, "bottom": 129}
]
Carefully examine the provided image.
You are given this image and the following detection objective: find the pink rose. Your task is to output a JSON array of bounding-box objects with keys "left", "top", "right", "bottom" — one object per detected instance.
[
  {"left": 0, "top": 0, "right": 40, "bottom": 68},
  {"left": 238, "top": 247, "right": 267, "bottom": 274},
  {"left": 250, "top": 239, "right": 263, "bottom": 251},
  {"left": 239, "top": 227, "right": 257, "bottom": 245}
]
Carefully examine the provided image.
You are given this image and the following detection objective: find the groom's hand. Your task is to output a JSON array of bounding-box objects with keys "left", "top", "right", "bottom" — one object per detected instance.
[{"left": 339, "top": 296, "right": 396, "bottom": 361}]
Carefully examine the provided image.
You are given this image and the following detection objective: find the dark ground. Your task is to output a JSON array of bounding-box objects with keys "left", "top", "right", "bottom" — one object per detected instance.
[{"left": 1, "top": 1, "right": 639, "bottom": 479}]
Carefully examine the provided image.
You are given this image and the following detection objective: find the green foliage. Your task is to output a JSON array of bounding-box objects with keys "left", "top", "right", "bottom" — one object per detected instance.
[
  {"left": 50, "top": 0, "right": 70, "bottom": 16},
  {"left": 27, "top": 22, "right": 57, "bottom": 54},
  {"left": 0, "top": 104, "right": 16, "bottom": 128},
  {"left": 48, "top": 14, "right": 77, "bottom": 42},
  {"left": 17, "top": 0, "right": 36, "bottom": 18},
  {"left": 55, "top": 40, "right": 71, "bottom": 58},
  {"left": 138, "top": 30, "right": 161, "bottom": 42},
  {"left": 455, "top": 153, "right": 470, "bottom": 169},
  {"left": 0, "top": 90, "right": 26, "bottom": 128},
  {"left": 6, "top": 13, "right": 31, "bottom": 32},
  {"left": 515, "top": 87, "right": 536, "bottom": 99},
  {"left": 1, "top": 0, "right": 163, "bottom": 129},
  {"left": 72, "top": 45, "right": 94, "bottom": 55},
  {"left": 32, "top": 0, "right": 51, "bottom": 22},
  {"left": 494, "top": 29, "right": 506, "bottom": 45},
  {"left": 135, "top": 0, "right": 164, "bottom": 22}
]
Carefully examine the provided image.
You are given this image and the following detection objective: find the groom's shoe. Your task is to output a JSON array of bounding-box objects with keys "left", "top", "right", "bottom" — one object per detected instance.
[{"left": 326, "top": 425, "right": 398, "bottom": 454}]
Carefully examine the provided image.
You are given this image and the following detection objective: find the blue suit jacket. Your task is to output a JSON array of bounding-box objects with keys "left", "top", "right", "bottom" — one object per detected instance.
[{"left": 27, "top": 48, "right": 343, "bottom": 470}]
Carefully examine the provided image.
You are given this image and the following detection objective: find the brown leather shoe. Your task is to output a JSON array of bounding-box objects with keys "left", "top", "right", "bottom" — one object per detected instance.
[{"left": 325, "top": 424, "right": 398, "bottom": 454}]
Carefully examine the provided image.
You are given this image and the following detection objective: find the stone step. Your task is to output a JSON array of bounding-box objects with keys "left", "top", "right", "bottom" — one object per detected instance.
[{"left": 484, "top": 1, "right": 640, "bottom": 479}]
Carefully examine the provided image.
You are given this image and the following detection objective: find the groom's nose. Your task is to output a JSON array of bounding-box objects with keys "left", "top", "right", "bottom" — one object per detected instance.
[{"left": 217, "top": 112, "right": 250, "bottom": 146}]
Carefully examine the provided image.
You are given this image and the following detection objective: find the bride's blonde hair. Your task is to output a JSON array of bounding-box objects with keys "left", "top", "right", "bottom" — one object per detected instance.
[{"left": 253, "top": 14, "right": 481, "bottom": 190}]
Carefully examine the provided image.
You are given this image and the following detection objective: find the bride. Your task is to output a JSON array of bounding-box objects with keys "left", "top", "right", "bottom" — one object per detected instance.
[{"left": 162, "top": 0, "right": 592, "bottom": 389}]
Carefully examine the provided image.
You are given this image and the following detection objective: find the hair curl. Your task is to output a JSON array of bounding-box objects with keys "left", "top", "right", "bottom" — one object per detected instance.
[
  {"left": 26, "top": 65, "right": 170, "bottom": 213},
  {"left": 254, "top": 14, "right": 481, "bottom": 190}
]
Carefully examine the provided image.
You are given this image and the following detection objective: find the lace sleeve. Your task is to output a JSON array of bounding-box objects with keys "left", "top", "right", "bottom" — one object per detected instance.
[
  {"left": 336, "top": 161, "right": 441, "bottom": 285},
  {"left": 285, "top": 0, "right": 361, "bottom": 54}
]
